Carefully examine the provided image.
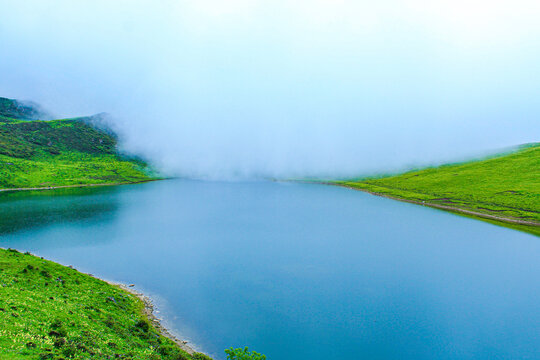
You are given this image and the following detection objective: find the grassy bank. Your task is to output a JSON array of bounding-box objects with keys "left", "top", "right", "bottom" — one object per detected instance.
[
  {"left": 0, "top": 97, "right": 157, "bottom": 189},
  {"left": 334, "top": 143, "right": 540, "bottom": 236},
  {"left": 0, "top": 247, "right": 212, "bottom": 359}
]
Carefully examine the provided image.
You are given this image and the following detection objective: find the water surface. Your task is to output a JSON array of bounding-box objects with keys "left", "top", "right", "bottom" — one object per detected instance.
[{"left": 1, "top": 180, "right": 539, "bottom": 359}]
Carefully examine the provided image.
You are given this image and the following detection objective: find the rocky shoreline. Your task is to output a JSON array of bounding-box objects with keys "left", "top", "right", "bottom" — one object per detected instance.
[{"left": 102, "top": 279, "right": 198, "bottom": 355}]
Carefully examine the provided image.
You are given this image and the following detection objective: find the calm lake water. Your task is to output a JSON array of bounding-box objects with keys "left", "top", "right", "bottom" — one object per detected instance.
[{"left": 1, "top": 179, "right": 539, "bottom": 359}]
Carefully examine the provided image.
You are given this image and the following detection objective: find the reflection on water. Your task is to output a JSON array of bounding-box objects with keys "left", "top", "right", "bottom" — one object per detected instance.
[{"left": 0, "top": 187, "right": 120, "bottom": 235}]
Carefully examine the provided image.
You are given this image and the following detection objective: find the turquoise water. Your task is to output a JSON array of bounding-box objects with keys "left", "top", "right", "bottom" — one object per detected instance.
[{"left": 1, "top": 180, "right": 539, "bottom": 359}]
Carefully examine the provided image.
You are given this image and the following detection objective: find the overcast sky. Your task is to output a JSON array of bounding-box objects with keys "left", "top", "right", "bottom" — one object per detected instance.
[{"left": 1, "top": 0, "right": 539, "bottom": 178}]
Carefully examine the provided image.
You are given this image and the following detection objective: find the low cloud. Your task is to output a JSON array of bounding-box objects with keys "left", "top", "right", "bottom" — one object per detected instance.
[{"left": 1, "top": 0, "right": 539, "bottom": 179}]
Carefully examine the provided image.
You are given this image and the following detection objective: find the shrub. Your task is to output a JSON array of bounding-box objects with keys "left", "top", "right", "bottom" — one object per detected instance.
[
  {"left": 224, "top": 347, "right": 266, "bottom": 360},
  {"left": 157, "top": 344, "right": 175, "bottom": 356},
  {"left": 104, "top": 315, "right": 116, "bottom": 328},
  {"left": 193, "top": 353, "right": 213, "bottom": 360},
  {"left": 53, "top": 337, "right": 67, "bottom": 348},
  {"left": 173, "top": 352, "right": 190, "bottom": 360},
  {"left": 48, "top": 329, "right": 67, "bottom": 338},
  {"left": 50, "top": 319, "right": 63, "bottom": 329},
  {"left": 135, "top": 319, "right": 150, "bottom": 331}
]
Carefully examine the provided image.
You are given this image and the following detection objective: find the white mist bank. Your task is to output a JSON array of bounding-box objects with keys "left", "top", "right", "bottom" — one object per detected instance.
[{"left": 1, "top": 1, "right": 539, "bottom": 179}]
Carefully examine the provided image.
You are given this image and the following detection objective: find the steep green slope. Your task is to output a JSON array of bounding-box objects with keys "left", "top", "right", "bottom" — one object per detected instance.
[
  {"left": 336, "top": 143, "right": 540, "bottom": 235},
  {"left": 0, "top": 97, "right": 156, "bottom": 189},
  {"left": 0, "top": 248, "right": 211, "bottom": 359}
]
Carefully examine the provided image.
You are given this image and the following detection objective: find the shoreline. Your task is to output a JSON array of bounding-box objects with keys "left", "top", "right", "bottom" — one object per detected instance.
[
  {"left": 102, "top": 279, "right": 197, "bottom": 355},
  {"left": 313, "top": 181, "right": 540, "bottom": 227},
  {"left": 0, "top": 178, "right": 209, "bottom": 356},
  {"left": 0, "top": 179, "right": 162, "bottom": 193},
  {"left": 0, "top": 246, "right": 205, "bottom": 358}
]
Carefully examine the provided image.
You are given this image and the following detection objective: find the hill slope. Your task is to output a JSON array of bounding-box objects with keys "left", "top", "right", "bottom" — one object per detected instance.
[
  {"left": 0, "top": 248, "right": 211, "bottom": 359},
  {"left": 0, "top": 97, "right": 156, "bottom": 189},
  {"left": 336, "top": 144, "right": 540, "bottom": 235}
]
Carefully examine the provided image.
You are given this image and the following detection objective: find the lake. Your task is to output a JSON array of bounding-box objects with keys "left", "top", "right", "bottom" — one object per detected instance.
[{"left": 1, "top": 179, "right": 539, "bottom": 359}]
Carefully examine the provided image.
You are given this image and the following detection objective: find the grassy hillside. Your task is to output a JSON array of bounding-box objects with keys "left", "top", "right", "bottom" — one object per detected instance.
[
  {"left": 0, "top": 97, "right": 48, "bottom": 121},
  {"left": 336, "top": 143, "right": 540, "bottom": 235},
  {"left": 0, "top": 97, "right": 156, "bottom": 189},
  {"left": 0, "top": 248, "right": 212, "bottom": 359}
]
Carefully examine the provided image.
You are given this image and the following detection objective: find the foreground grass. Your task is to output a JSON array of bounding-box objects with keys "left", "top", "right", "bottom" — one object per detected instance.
[
  {"left": 336, "top": 143, "right": 540, "bottom": 236},
  {"left": 0, "top": 248, "right": 211, "bottom": 360}
]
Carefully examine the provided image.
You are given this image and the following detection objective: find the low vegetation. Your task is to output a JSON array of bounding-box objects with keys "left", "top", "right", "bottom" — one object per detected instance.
[
  {"left": 336, "top": 143, "right": 540, "bottom": 235},
  {"left": 0, "top": 97, "right": 157, "bottom": 189},
  {"left": 0, "top": 247, "right": 212, "bottom": 359},
  {"left": 0, "top": 248, "right": 270, "bottom": 359},
  {"left": 225, "top": 347, "right": 266, "bottom": 360}
]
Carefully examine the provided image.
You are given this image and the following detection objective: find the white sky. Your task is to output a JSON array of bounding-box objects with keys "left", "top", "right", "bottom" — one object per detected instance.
[{"left": 0, "top": 0, "right": 539, "bottom": 178}]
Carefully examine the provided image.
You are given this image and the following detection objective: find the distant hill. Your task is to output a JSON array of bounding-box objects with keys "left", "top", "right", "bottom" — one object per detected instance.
[
  {"left": 336, "top": 144, "right": 540, "bottom": 235},
  {"left": 0, "top": 97, "right": 52, "bottom": 121},
  {"left": 0, "top": 97, "right": 157, "bottom": 189}
]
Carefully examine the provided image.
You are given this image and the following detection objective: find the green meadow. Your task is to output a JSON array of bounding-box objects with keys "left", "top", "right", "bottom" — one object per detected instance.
[
  {"left": 336, "top": 143, "right": 540, "bottom": 235},
  {"left": 0, "top": 248, "right": 212, "bottom": 360}
]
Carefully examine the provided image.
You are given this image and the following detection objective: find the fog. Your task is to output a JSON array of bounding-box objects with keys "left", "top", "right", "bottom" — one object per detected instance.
[{"left": 1, "top": 0, "right": 539, "bottom": 179}]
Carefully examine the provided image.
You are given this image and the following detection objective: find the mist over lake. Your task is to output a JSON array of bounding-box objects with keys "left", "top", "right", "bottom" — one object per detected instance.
[
  {"left": 2, "top": 1, "right": 540, "bottom": 179},
  {"left": 2, "top": 180, "right": 539, "bottom": 360}
]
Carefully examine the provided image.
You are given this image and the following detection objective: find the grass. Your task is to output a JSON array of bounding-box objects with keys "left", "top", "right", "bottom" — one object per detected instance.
[
  {"left": 0, "top": 152, "right": 154, "bottom": 189},
  {"left": 0, "top": 247, "right": 212, "bottom": 359},
  {"left": 334, "top": 143, "right": 540, "bottom": 236},
  {"left": 0, "top": 96, "right": 157, "bottom": 189}
]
